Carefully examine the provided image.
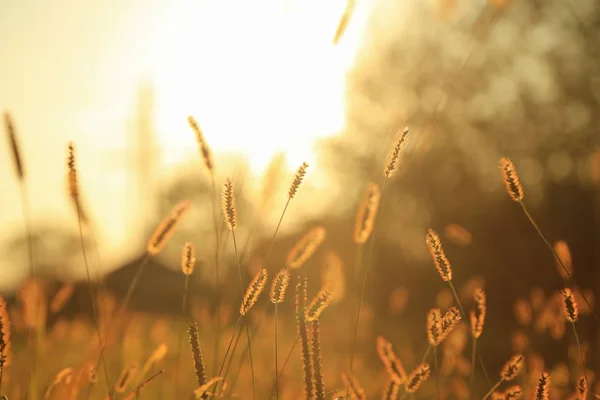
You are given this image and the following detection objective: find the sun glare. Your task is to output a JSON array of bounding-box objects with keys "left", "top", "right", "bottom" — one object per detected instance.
[{"left": 149, "top": 0, "right": 368, "bottom": 175}]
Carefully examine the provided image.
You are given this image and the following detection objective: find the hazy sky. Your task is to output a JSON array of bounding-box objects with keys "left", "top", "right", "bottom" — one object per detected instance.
[
  {"left": 0, "top": 0, "right": 365, "bottom": 282},
  {"left": 0, "top": 1, "right": 173, "bottom": 274}
]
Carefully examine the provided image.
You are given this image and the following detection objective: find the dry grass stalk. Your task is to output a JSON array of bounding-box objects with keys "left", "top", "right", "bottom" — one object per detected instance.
[
  {"left": 286, "top": 226, "right": 327, "bottom": 269},
  {"left": 221, "top": 178, "right": 237, "bottom": 231},
  {"left": 341, "top": 371, "right": 366, "bottom": 400},
  {"left": 376, "top": 336, "right": 407, "bottom": 384},
  {"left": 499, "top": 157, "right": 523, "bottom": 202},
  {"left": 470, "top": 288, "right": 486, "bottom": 339},
  {"left": 115, "top": 364, "right": 137, "bottom": 393},
  {"left": 289, "top": 162, "right": 309, "bottom": 199},
  {"left": 49, "top": 283, "right": 76, "bottom": 314},
  {"left": 182, "top": 242, "right": 196, "bottom": 276},
  {"left": 188, "top": 323, "right": 208, "bottom": 392},
  {"left": 353, "top": 183, "right": 381, "bottom": 244},
  {"left": 306, "top": 288, "right": 333, "bottom": 322},
  {"left": 384, "top": 127, "right": 410, "bottom": 178},
  {"left": 405, "top": 363, "right": 431, "bottom": 393},
  {"left": 240, "top": 268, "right": 267, "bottom": 315},
  {"left": 270, "top": 269, "right": 291, "bottom": 304},
  {"left": 296, "top": 278, "right": 313, "bottom": 399},
  {"left": 188, "top": 115, "right": 214, "bottom": 173},
  {"left": 147, "top": 200, "right": 191, "bottom": 256},
  {"left": 3, "top": 112, "right": 24, "bottom": 180},
  {"left": 534, "top": 372, "right": 550, "bottom": 400},
  {"left": 311, "top": 320, "right": 325, "bottom": 400},
  {"left": 426, "top": 229, "right": 453, "bottom": 281}
]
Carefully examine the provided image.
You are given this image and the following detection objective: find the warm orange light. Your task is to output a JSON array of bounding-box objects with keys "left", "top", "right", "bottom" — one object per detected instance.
[{"left": 148, "top": 0, "right": 369, "bottom": 175}]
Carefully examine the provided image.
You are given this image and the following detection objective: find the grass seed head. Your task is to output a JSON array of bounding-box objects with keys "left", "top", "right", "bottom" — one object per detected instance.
[
  {"left": 4, "top": 112, "right": 24, "bottom": 180},
  {"left": 67, "top": 142, "right": 79, "bottom": 199},
  {"left": 426, "top": 229, "right": 452, "bottom": 281},
  {"left": 181, "top": 242, "right": 196, "bottom": 276},
  {"left": 286, "top": 225, "right": 327, "bottom": 269},
  {"left": 270, "top": 268, "right": 291, "bottom": 304},
  {"left": 240, "top": 268, "right": 268, "bottom": 315},
  {"left": 534, "top": 372, "right": 550, "bottom": 400},
  {"left": 499, "top": 157, "right": 523, "bottom": 202},
  {"left": 384, "top": 127, "right": 409, "bottom": 178},
  {"left": 188, "top": 115, "right": 214, "bottom": 173},
  {"left": 562, "top": 288, "right": 579, "bottom": 322},
  {"left": 341, "top": 371, "right": 366, "bottom": 400},
  {"left": 406, "top": 363, "right": 430, "bottom": 393},
  {"left": 306, "top": 288, "right": 333, "bottom": 321},
  {"left": 427, "top": 308, "right": 443, "bottom": 346},
  {"left": 289, "top": 162, "right": 309, "bottom": 199},
  {"left": 50, "top": 283, "right": 76, "bottom": 314},
  {"left": 115, "top": 364, "right": 137, "bottom": 393},
  {"left": 188, "top": 322, "right": 208, "bottom": 389},
  {"left": 0, "top": 296, "right": 10, "bottom": 367},
  {"left": 576, "top": 376, "right": 587, "bottom": 400},
  {"left": 353, "top": 183, "right": 381, "bottom": 244},
  {"left": 221, "top": 178, "right": 237, "bottom": 231},
  {"left": 376, "top": 336, "right": 407, "bottom": 384},
  {"left": 500, "top": 354, "right": 524, "bottom": 381},
  {"left": 147, "top": 200, "right": 191, "bottom": 256},
  {"left": 470, "top": 288, "right": 487, "bottom": 339},
  {"left": 504, "top": 385, "right": 523, "bottom": 399}
]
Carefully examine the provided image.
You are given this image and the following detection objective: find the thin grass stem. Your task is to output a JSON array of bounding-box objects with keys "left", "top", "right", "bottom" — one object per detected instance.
[
  {"left": 93, "top": 253, "right": 150, "bottom": 396},
  {"left": 348, "top": 177, "right": 389, "bottom": 373},
  {"left": 211, "top": 316, "right": 243, "bottom": 399},
  {"left": 482, "top": 379, "right": 503, "bottom": 400},
  {"left": 174, "top": 274, "right": 190, "bottom": 399},
  {"left": 518, "top": 201, "right": 599, "bottom": 323},
  {"left": 19, "top": 180, "right": 34, "bottom": 277},
  {"left": 470, "top": 337, "right": 477, "bottom": 400},
  {"left": 571, "top": 322, "right": 589, "bottom": 394},
  {"left": 221, "top": 319, "right": 245, "bottom": 392},
  {"left": 76, "top": 209, "right": 111, "bottom": 392},
  {"left": 434, "top": 346, "right": 440, "bottom": 400},
  {"left": 231, "top": 232, "right": 256, "bottom": 400},
  {"left": 268, "top": 334, "right": 300, "bottom": 400},
  {"left": 209, "top": 174, "right": 222, "bottom": 376},
  {"left": 274, "top": 303, "right": 280, "bottom": 400},
  {"left": 448, "top": 281, "right": 491, "bottom": 386}
]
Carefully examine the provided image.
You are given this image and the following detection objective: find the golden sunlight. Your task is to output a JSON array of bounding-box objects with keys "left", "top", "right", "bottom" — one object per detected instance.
[{"left": 149, "top": 0, "right": 369, "bottom": 174}]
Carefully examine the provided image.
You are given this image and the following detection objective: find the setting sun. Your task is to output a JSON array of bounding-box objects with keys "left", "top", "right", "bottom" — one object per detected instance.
[{"left": 149, "top": 0, "right": 367, "bottom": 174}]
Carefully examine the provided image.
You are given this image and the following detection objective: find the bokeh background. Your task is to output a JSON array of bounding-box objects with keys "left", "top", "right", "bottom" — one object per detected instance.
[{"left": 1, "top": 0, "right": 599, "bottom": 398}]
